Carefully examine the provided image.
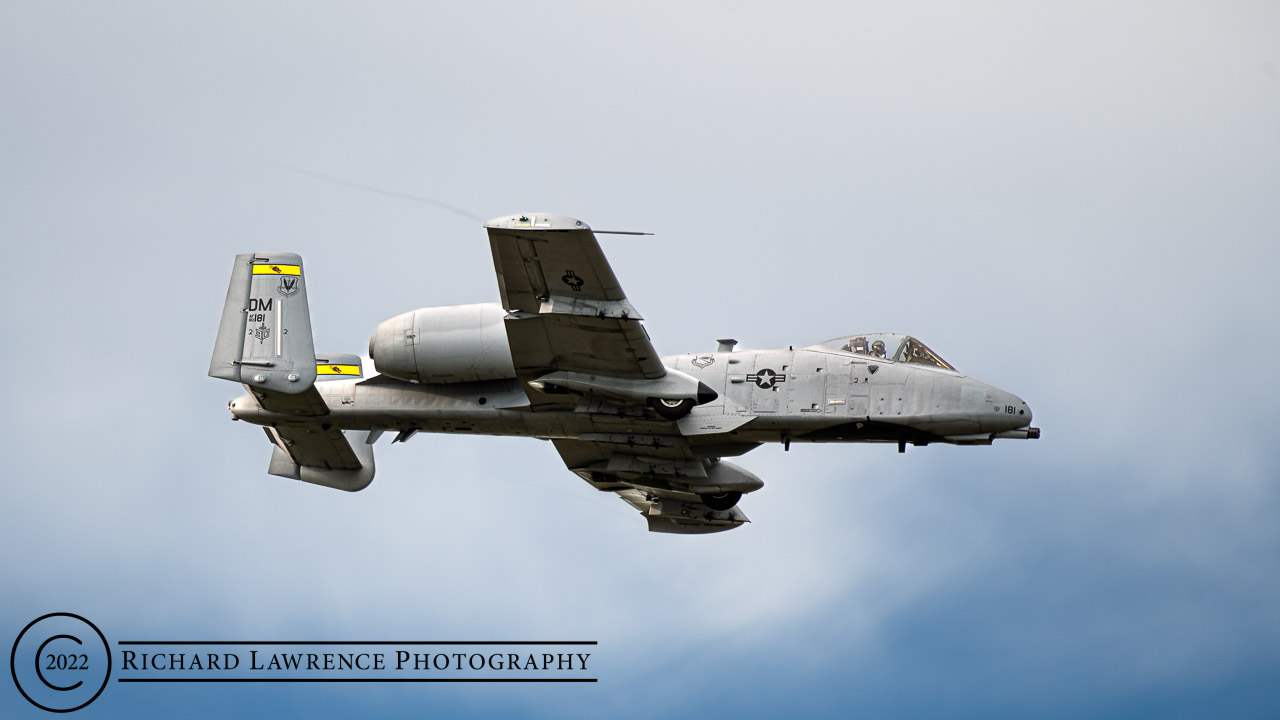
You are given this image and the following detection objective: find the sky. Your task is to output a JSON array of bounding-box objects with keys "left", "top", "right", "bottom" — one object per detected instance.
[{"left": 2, "top": 1, "right": 1279, "bottom": 717}]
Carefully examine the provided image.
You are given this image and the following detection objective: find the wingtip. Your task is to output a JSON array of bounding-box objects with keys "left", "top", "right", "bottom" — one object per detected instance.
[{"left": 484, "top": 213, "right": 590, "bottom": 231}]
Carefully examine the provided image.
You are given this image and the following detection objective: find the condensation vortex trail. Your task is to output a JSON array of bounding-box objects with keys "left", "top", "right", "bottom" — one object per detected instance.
[{"left": 271, "top": 162, "right": 484, "bottom": 222}]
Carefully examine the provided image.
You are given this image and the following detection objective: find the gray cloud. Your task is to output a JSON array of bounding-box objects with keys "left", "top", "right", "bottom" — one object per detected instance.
[{"left": 3, "top": 2, "right": 1278, "bottom": 717}]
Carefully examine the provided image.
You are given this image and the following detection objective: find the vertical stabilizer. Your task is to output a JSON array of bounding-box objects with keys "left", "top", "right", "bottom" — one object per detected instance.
[{"left": 209, "top": 253, "right": 317, "bottom": 393}]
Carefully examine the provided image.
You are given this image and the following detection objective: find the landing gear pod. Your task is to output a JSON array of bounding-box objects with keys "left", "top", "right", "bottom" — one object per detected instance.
[
  {"left": 698, "top": 492, "right": 742, "bottom": 511},
  {"left": 649, "top": 397, "right": 695, "bottom": 419}
]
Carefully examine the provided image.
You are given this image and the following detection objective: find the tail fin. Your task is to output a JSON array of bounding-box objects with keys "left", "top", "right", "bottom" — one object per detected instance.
[{"left": 209, "top": 253, "right": 317, "bottom": 393}]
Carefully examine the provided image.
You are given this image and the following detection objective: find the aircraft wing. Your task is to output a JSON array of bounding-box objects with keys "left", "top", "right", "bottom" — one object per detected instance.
[
  {"left": 550, "top": 437, "right": 749, "bottom": 534},
  {"left": 486, "top": 214, "right": 666, "bottom": 404}
]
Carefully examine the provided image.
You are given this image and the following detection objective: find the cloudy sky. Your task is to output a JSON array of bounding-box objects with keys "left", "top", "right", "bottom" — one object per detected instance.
[{"left": 3, "top": 2, "right": 1278, "bottom": 717}]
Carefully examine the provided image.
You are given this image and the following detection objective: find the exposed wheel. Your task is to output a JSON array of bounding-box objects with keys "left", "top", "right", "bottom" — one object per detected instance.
[
  {"left": 648, "top": 397, "right": 694, "bottom": 420},
  {"left": 699, "top": 491, "right": 742, "bottom": 511}
]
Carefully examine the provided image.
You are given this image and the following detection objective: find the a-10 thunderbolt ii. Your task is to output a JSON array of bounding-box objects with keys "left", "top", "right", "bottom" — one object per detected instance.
[{"left": 210, "top": 214, "right": 1039, "bottom": 534}]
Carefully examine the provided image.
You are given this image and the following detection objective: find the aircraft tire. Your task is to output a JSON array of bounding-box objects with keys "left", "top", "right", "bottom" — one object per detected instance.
[
  {"left": 699, "top": 491, "right": 742, "bottom": 511},
  {"left": 649, "top": 397, "right": 694, "bottom": 420}
]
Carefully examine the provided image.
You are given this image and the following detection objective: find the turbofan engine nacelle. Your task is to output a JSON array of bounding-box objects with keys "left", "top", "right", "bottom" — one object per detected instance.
[{"left": 369, "top": 303, "right": 517, "bottom": 383}]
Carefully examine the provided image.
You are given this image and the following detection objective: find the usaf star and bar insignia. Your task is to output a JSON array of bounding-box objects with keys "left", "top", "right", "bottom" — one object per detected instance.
[{"left": 747, "top": 368, "right": 785, "bottom": 390}]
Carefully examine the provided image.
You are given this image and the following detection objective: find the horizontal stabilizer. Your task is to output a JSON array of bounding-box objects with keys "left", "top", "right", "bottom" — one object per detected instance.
[
  {"left": 266, "top": 427, "right": 375, "bottom": 492},
  {"left": 314, "top": 353, "right": 363, "bottom": 382}
]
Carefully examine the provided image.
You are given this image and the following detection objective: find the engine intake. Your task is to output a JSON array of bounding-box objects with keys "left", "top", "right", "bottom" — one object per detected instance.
[{"left": 369, "top": 303, "right": 517, "bottom": 383}]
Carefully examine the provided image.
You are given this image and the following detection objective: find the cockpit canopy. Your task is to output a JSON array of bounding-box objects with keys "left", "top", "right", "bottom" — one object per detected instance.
[{"left": 811, "top": 333, "right": 957, "bottom": 371}]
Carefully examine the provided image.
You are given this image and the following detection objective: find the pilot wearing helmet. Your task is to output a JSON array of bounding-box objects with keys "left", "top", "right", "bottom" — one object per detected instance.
[{"left": 871, "top": 340, "right": 886, "bottom": 358}]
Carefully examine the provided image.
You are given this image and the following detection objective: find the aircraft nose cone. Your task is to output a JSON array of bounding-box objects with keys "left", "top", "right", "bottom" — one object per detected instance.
[
  {"left": 1000, "top": 394, "right": 1039, "bottom": 439},
  {"left": 1007, "top": 393, "right": 1030, "bottom": 420},
  {"left": 986, "top": 388, "right": 1032, "bottom": 432}
]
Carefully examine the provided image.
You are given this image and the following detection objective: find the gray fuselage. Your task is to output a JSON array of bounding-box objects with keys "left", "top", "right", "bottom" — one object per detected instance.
[{"left": 229, "top": 344, "right": 1034, "bottom": 453}]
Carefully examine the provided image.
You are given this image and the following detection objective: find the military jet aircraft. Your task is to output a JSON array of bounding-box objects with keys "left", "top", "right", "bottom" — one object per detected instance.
[{"left": 210, "top": 213, "right": 1038, "bottom": 534}]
